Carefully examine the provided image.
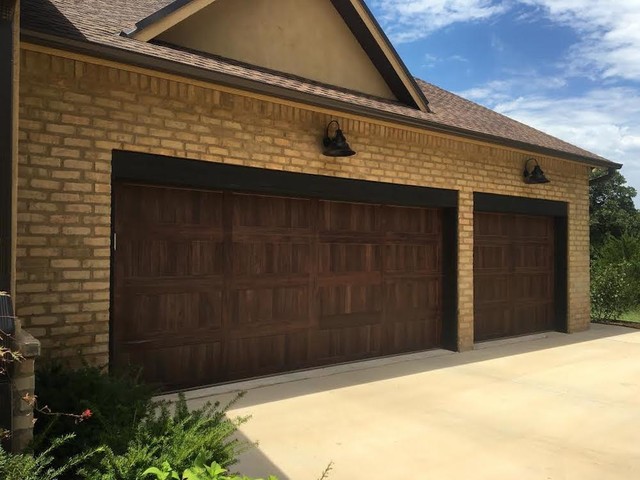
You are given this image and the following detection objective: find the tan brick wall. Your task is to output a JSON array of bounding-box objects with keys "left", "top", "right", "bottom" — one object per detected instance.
[{"left": 16, "top": 46, "right": 591, "bottom": 363}]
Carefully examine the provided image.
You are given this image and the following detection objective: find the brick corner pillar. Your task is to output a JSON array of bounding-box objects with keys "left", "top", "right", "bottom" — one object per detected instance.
[
  {"left": 10, "top": 317, "right": 41, "bottom": 453},
  {"left": 457, "top": 189, "right": 474, "bottom": 351}
]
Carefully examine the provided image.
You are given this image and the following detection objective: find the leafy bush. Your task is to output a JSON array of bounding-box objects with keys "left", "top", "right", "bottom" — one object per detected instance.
[
  {"left": 591, "top": 234, "right": 640, "bottom": 321},
  {"left": 32, "top": 362, "right": 156, "bottom": 473},
  {"left": 0, "top": 434, "right": 100, "bottom": 480},
  {"left": 83, "top": 393, "right": 251, "bottom": 480},
  {"left": 591, "top": 259, "right": 636, "bottom": 321},
  {"left": 596, "top": 233, "right": 640, "bottom": 265},
  {"left": 142, "top": 455, "right": 278, "bottom": 480}
]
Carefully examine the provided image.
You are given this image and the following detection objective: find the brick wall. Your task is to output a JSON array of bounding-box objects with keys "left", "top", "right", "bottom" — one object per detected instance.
[{"left": 16, "top": 46, "right": 591, "bottom": 363}]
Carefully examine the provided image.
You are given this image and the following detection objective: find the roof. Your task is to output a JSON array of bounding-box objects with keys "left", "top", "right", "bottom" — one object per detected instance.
[{"left": 20, "top": 0, "right": 621, "bottom": 169}]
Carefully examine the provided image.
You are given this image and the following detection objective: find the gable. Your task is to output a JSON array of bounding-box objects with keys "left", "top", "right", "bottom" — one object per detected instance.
[{"left": 154, "top": 0, "right": 398, "bottom": 100}]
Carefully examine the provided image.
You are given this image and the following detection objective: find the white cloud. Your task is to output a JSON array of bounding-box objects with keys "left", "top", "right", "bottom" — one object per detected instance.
[
  {"left": 515, "top": 1, "right": 640, "bottom": 82},
  {"left": 370, "top": 0, "right": 506, "bottom": 43}
]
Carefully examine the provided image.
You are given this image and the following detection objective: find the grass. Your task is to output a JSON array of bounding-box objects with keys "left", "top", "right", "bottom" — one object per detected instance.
[{"left": 621, "top": 308, "right": 640, "bottom": 323}]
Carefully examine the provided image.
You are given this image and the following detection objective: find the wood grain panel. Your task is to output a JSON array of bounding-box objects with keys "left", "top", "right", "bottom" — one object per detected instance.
[
  {"left": 474, "top": 212, "right": 555, "bottom": 341},
  {"left": 113, "top": 184, "right": 444, "bottom": 389}
]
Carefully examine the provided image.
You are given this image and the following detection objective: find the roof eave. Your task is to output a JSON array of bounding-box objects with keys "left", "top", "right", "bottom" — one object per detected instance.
[
  {"left": 21, "top": 29, "right": 622, "bottom": 171},
  {"left": 123, "top": 0, "right": 217, "bottom": 41}
]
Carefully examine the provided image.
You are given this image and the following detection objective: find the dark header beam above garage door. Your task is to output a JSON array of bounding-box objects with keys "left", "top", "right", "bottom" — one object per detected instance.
[
  {"left": 113, "top": 151, "right": 458, "bottom": 209},
  {"left": 474, "top": 192, "right": 567, "bottom": 217}
]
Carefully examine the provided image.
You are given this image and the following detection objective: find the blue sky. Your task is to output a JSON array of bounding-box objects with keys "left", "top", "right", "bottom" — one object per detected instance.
[{"left": 368, "top": 0, "right": 640, "bottom": 206}]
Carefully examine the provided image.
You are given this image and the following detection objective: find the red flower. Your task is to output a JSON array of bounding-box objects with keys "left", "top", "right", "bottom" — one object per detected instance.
[{"left": 80, "top": 409, "right": 92, "bottom": 419}]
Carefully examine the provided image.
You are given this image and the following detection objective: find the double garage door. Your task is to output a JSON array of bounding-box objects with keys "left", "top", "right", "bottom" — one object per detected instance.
[{"left": 113, "top": 183, "right": 445, "bottom": 389}]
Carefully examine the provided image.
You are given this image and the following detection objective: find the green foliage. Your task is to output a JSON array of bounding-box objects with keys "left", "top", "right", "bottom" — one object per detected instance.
[
  {"left": 0, "top": 434, "right": 100, "bottom": 480},
  {"left": 142, "top": 454, "right": 278, "bottom": 480},
  {"left": 590, "top": 170, "right": 640, "bottom": 249},
  {"left": 84, "top": 393, "right": 251, "bottom": 480},
  {"left": 32, "top": 362, "right": 156, "bottom": 475},
  {"left": 595, "top": 233, "right": 640, "bottom": 283},
  {"left": 591, "top": 259, "right": 636, "bottom": 321},
  {"left": 591, "top": 234, "right": 640, "bottom": 321}
]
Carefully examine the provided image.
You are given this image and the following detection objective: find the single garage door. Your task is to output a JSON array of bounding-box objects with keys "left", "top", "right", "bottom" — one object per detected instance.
[
  {"left": 474, "top": 212, "right": 555, "bottom": 342},
  {"left": 112, "top": 183, "right": 444, "bottom": 389}
]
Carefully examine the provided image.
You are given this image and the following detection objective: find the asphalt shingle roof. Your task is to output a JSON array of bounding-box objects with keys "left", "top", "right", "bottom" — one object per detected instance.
[{"left": 20, "top": 0, "right": 618, "bottom": 167}]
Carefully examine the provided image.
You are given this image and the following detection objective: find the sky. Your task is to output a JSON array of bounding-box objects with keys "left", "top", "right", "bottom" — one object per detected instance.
[{"left": 367, "top": 0, "right": 640, "bottom": 207}]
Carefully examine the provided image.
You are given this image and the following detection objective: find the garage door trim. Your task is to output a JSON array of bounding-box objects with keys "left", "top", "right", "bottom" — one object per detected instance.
[{"left": 473, "top": 192, "right": 568, "bottom": 334}]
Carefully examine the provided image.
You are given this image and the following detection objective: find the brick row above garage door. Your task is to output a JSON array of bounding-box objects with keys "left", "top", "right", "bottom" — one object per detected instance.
[{"left": 112, "top": 182, "right": 446, "bottom": 390}]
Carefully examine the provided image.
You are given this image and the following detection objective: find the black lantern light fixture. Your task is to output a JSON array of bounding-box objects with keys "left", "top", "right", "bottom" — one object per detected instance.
[
  {"left": 523, "top": 158, "right": 550, "bottom": 184},
  {"left": 322, "top": 120, "right": 356, "bottom": 157}
]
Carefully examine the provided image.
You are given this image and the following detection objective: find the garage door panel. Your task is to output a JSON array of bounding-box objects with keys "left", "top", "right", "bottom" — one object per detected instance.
[
  {"left": 319, "top": 284, "right": 383, "bottom": 318},
  {"left": 385, "top": 205, "right": 441, "bottom": 232},
  {"left": 308, "top": 325, "right": 382, "bottom": 362},
  {"left": 226, "top": 335, "right": 288, "bottom": 378},
  {"left": 233, "top": 194, "right": 312, "bottom": 229},
  {"left": 386, "top": 319, "right": 439, "bottom": 353},
  {"left": 121, "top": 240, "right": 225, "bottom": 277},
  {"left": 474, "top": 212, "right": 509, "bottom": 237},
  {"left": 475, "top": 305, "right": 512, "bottom": 340},
  {"left": 513, "top": 244, "right": 552, "bottom": 270},
  {"left": 118, "top": 186, "right": 224, "bottom": 227},
  {"left": 122, "top": 342, "right": 224, "bottom": 389},
  {"left": 319, "top": 201, "right": 379, "bottom": 232},
  {"left": 512, "top": 274, "right": 553, "bottom": 300},
  {"left": 231, "top": 287, "right": 309, "bottom": 326},
  {"left": 318, "top": 243, "right": 381, "bottom": 273},
  {"left": 514, "top": 215, "right": 553, "bottom": 237},
  {"left": 386, "top": 279, "right": 439, "bottom": 311},
  {"left": 232, "top": 242, "right": 311, "bottom": 276},
  {"left": 474, "top": 274, "right": 509, "bottom": 302},
  {"left": 512, "top": 303, "right": 554, "bottom": 334},
  {"left": 284, "top": 331, "right": 310, "bottom": 367},
  {"left": 385, "top": 243, "right": 439, "bottom": 272},
  {"left": 120, "top": 290, "right": 223, "bottom": 340},
  {"left": 474, "top": 244, "right": 510, "bottom": 270}
]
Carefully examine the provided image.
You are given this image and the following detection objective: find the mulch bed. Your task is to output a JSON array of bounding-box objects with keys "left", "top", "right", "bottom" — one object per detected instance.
[{"left": 592, "top": 319, "right": 640, "bottom": 329}]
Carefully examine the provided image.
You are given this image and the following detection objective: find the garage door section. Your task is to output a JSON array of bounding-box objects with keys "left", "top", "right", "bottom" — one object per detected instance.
[
  {"left": 474, "top": 212, "right": 555, "bottom": 342},
  {"left": 113, "top": 183, "right": 443, "bottom": 389}
]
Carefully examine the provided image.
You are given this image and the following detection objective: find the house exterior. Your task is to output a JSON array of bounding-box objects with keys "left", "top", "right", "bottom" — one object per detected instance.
[{"left": 1, "top": 0, "right": 621, "bottom": 390}]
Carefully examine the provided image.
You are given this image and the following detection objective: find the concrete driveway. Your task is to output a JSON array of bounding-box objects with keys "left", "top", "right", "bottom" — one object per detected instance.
[{"left": 178, "top": 324, "right": 640, "bottom": 480}]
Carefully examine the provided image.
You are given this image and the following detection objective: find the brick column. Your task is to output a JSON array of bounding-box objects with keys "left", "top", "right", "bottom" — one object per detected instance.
[
  {"left": 10, "top": 317, "right": 40, "bottom": 452},
  {"left": 457, "top": 190, "right": 474, "bottom": 351}
]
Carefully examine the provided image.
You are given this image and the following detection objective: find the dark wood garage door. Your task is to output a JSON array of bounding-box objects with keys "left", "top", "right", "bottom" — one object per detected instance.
[
  {"left": 112, "top": 183, "right": 444, "bottom": 389},
  {"left": 474, "top": 212, "right": 555, "bottom": 342}
]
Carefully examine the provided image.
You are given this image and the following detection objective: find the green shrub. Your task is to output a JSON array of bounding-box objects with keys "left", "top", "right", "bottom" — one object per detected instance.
[
  {"left": 591, "top": 259, "right": 636, "bottom": 320},
  {"left": 32, "top": 362, "right": 157, "bottom": 473},
  {"left": 591, "top": 233, "right": 640, "bottom": 321},
  {"left": 0, "top": 434, "right": 100, "bottom": 480},
  {"left": 142, "top": 455, "right": 278, "bottom": 480},
  {"left": 83, "top": 393, "right": 251, "bottom": 480},
  {"left": 596, "top": 233, "right": 640, "bottom": 265}
]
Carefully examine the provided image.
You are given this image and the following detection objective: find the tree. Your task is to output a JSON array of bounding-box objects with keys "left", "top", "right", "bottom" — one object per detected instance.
[{"left": 589, "top": 169, "right": 640, "bottom": 249}]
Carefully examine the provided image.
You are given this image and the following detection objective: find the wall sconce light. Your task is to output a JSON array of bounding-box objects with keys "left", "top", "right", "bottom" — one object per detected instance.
[
  {"left": 322, "top": 120, "right": 356, "bottom": 157},
  {"left": 523, "top": 158, "right": 550, "bottom": 184}
]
